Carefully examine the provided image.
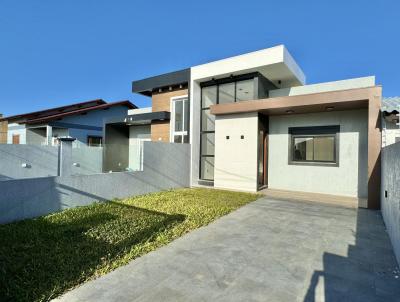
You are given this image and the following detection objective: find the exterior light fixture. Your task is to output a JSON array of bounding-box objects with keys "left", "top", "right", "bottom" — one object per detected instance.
[
  {"left": 286, "top": 109, "right": 294, "bottom": 114},
  {"left": 169, "top": 86, "right": 172, "bottom": 91},
  {"left": 179, "top": 84, "right": 183, "bottom": 89},
  {"left": 326, "top": 106, "right": 335, "bottom": 111},
  {"left": 158, "top": 88, "right": 162, "bottom": 93}
]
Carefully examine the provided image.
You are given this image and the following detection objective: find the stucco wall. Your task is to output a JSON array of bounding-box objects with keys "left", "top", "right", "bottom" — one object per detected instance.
[
  {"left": 0, "top": 144, "right": 103, "bottom": 181},
  {"left": 214, "top": 112, "right": 259, "bottom": 192},
  {"left": 268, "top": 109, "right": 368, "bottom": 198},
  {"left": 0, "top": 144, "right": 58, "bottom": 180},
  {"left": 0, "top": 142, "right": 190, "bottom": 224},
  {"left": 381, "top": 142, "right": 400, "bottom": 265}
]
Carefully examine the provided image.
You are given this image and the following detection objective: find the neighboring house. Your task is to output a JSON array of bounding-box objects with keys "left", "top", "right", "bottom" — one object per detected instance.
[
  {"left": 1, "top": 99, "right": 136, "bottom": 146},
  {"left": 0, "top": 114, "right": 7, "bottom": 144},
  {"left": 106, "top": 44, "right": 382, "bottom": 209},
  {"left": 382, "top": 97, "right": 400, "bottom": 146}
]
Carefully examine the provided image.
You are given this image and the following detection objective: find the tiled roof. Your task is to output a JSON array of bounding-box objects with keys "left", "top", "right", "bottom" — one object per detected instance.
[{"left": 382, "top": 97, "right": 400, "bottom": 113}]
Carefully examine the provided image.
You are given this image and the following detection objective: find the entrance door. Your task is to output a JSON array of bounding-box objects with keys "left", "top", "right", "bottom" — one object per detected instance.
[
  {"left": 258, "top": 114, "right": 268, "bottom": 189},
  {"left": 12, "top": 134, "right": 20, "bottom": 144}
]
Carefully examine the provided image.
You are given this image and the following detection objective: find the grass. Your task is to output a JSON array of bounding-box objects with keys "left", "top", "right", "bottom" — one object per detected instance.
[{"left": 0, "top": 188, "right": 260, "bottom": 302}]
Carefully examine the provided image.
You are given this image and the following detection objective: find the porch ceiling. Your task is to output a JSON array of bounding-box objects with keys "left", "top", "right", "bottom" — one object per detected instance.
[{"left": 210, "top": 86, "right": 377, "bottom": 116}]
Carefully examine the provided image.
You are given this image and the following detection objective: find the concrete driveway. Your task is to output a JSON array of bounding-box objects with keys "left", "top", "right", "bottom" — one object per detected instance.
[{"left": 55, "top": 197, "right": 400, "bottom": 302}]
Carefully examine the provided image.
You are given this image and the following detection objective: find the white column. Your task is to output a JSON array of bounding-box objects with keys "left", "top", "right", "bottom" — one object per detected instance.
[{"left": 46, "top": 125, "right": 52, "bottom": 145}]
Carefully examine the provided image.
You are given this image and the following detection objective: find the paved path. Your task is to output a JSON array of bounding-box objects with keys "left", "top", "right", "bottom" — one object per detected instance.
[{"left": 55, "top": 198, "right": 400, "bottom": 302}]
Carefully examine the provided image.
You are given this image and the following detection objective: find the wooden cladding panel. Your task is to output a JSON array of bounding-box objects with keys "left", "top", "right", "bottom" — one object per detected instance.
[
  {"left": 151, "top": 121, "right": 170, "bottom": 142},
  {"left": 0, "top": 120, "right": 8, "bottom": 144},
  {"left": 152, "top": 89, "right": 188, "bottom": 112},
  {"left": 150, "top": 88, "right": 188, "bottom": 142}
]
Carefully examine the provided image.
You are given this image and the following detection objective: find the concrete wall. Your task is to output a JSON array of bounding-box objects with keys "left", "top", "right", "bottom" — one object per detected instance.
[
  {"left": 0, "top": 144, "right": 103, "bottom": 181},
  {"left": 268, "top": 109, "right": 368, "bottom": 198},
  {"left": 26, "top": 128, "right": 46, "bottom": 145},
  {"left": 0, "top": 144, "right": 58, "bottom": 180},
  {"left": 214, "top": 112, "right": 259, "bottom": 192},
  {"left": 381, "top": 142, "right": 400, "bottom": 265},
  {"left": 71, "top": 147, "right": 103, "bottom": 175},
  {"left": 0, "top": 142, "right": 190, "bottom": 224}
]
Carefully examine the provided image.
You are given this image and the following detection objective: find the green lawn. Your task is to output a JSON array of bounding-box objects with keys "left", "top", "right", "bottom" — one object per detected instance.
[{"left": 0, "top": 188, "right": 260, "bottom": 302}]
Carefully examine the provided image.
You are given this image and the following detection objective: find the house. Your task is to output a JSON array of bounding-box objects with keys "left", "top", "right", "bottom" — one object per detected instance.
[
  {"left": 0, "top": 99, "right": 136, "bottom": 146},
  {"left": 382, "top": 97, "right": 400, "bottom": 146},
  {"left": 106, "top": 45, "right": 382, "bottom": 209},
  {"left": 0, "top": 114, "right": 6, "bottom": 144}
]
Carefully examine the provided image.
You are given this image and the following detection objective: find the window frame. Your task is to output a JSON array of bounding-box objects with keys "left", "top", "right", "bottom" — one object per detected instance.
[
  {"left": 198, "top": 73, "right": 260, "bottom": 181},
  {"left": 288, "top": 125, "right": 340, "bottom": 167},
  {"left": 170, "top": 95, "right": 189, "bottom": 144},
  {"left": 87, "top": 135, "right": 103, "bottom": 147}
]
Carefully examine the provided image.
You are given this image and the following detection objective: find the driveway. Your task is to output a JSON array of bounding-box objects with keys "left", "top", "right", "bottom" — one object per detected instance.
[{"left": 55, "top": 197, "right": 400, "bottom": 302}]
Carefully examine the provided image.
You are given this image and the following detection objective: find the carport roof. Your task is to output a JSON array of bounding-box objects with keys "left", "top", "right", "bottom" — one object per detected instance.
[{"left": 382, "top": 97, "right": 400, "bottom": 114}]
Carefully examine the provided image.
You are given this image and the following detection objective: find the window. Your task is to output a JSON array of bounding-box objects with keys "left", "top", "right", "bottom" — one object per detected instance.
[
  {"left": 171, "top": 96, "right": 189, "bottom": 144},
  {"left": 236, "top": 79, "right": 255, "bottom": 101},
  {"left": 218, "top": 82, "right": 235, "bottom": 104},
  {"left": 199, "top": 74, "right": 258, "bottom": 181},
  {"left": 289, "top": 126, "right": 339, "bottom": 165},
  {"left": 87, "top": 136, "right": 102, "bottom": 147}
]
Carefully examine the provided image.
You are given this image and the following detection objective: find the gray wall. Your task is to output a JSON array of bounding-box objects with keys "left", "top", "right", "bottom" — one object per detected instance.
[
  {"left": 381, "top": 142, "right": 400, "bottom": 265},
  {"left": 0, "top": 144, "right": 103, "bottom": 181},
  {"left": 0, "top": 144, "right": 59, "bottom": 180},
  {"left": 0, "top": 142, "right": 190, "bottom": 224}
]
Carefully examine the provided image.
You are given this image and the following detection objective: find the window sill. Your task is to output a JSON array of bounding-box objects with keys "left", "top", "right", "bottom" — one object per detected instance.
[{"left": 288, "top": 161, "right": 339, "bottom": 167}]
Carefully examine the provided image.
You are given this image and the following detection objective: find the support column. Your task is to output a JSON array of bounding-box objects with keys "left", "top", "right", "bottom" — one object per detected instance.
[
  {"left": 367, "top": 86, "right": 382, "bottom": 209},
  {"left": 46, "top": 125, "right": 53, "bottom": 146},
  {"left": 58, "top": 137, "right": 76, "bottom": 177}
]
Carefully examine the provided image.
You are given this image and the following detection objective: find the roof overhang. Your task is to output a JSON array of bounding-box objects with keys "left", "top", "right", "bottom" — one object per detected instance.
[
  {"left": 132, "top": 69, "right": 190, "bottom": 96},
  {"left": 105, "top": 111, "right": 170, "bottom": 126},
  {"left": 191, "top": 45, "right": 305, "bottom": 88},
  {"left": 210, "top": 86, "right": 380, "bottom": 116}
]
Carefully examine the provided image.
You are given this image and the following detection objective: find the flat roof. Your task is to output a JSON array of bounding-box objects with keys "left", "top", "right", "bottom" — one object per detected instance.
[{"left": 132, "top": 69, "right": 190, "bottom": 96}]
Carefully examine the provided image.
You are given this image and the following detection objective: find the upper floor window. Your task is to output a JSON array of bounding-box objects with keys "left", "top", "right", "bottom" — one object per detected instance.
[{"left": 171, "top": 96, "right": 189, "bottom": 143}]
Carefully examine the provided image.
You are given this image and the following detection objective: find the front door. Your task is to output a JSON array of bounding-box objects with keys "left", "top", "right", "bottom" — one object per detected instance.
[
  {"left": 258, "top": 114, "right": 268, "bottom": 189},
  {"left": 12, "top": 134, "right": 20, "bottom": 144}
]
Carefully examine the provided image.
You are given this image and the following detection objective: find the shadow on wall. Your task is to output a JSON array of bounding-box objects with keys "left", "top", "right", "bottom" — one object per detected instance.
[
  {"left": 0, "top": 201, "right": 185, "bottom": 301},
  {"left": 303, "top": 208, "right": 400, "bottom": 301},
  {"left": 0, "top": 145, "right": 59, "bottom": 180}
]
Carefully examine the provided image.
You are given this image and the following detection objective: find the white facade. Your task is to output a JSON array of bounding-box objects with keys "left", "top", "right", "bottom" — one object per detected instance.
[
  {"left": 189, "top": 44, "right": 305, "bottom": 187},
  {"left": 268, "top": 110, "right": 368, "bottom": 198},
  {"left": 214, "top": 113, "right": 259, "bottom": 192}
]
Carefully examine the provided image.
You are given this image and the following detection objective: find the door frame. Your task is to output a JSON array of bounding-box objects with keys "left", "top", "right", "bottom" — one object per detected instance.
[{"left": 258, "top": 114, "right": 269, "bottom": 189}]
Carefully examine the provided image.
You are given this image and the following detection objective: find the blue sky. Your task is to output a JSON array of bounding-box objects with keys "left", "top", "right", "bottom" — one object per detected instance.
[{"left": 0, "top": 0, "right": 399, "bottom": 116}]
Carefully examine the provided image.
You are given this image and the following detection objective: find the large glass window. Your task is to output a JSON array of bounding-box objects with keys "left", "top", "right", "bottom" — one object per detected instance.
[
  {"left": 171, "top": 97, "right": 189, "bottom": 144},
  {"left": 236, "top": 79, "right": 255, "bottom": 101},
  {"left": 218, "top": 82, "right": 235, "bottom": 104},
  {"left": 289, "top": 126, "right": 339, "bottom": 165},
  {"left": 199, "top": 76, "right": 258, "bottom": 180}
]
